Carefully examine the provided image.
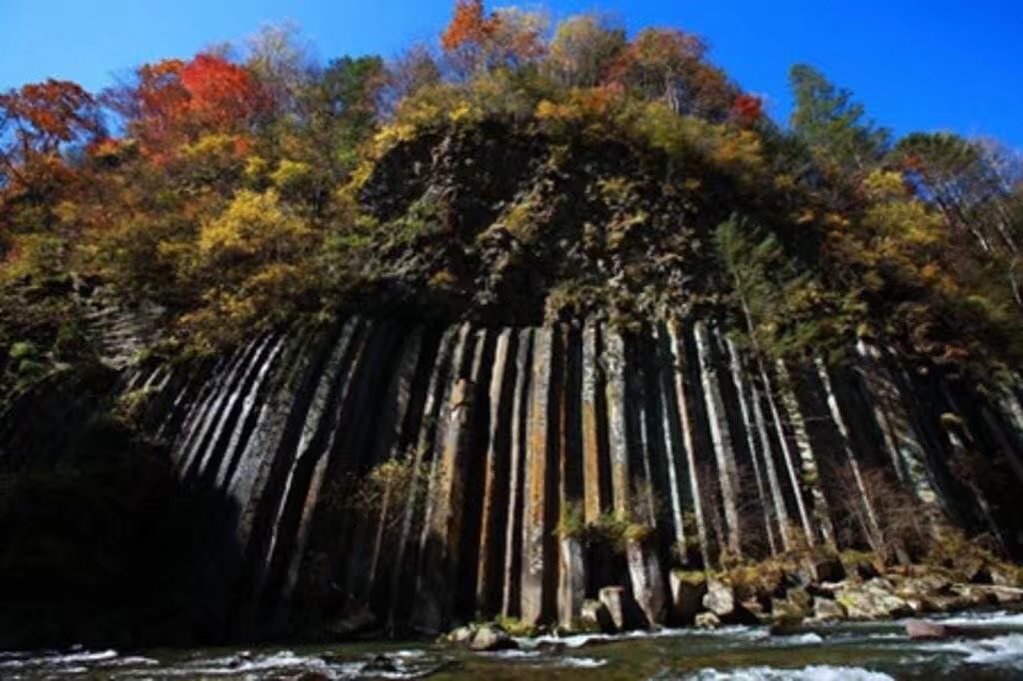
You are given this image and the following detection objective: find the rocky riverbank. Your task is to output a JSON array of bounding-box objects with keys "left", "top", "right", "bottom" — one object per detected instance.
[{"left": 442, "top": 547, "right": 1023, "bottom": 652}]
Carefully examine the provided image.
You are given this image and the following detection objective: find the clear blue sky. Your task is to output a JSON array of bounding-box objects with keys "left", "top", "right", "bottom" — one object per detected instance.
[{"left": 2, "top": 1, "right": 1021, "bottom": 147}]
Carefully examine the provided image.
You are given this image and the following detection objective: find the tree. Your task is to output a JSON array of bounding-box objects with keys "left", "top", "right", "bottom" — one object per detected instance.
[
  {"left": 302, "top": 56, "right": 387, "bottom": 177},
  {"left": 0, "top": 79, "right": 102, "bottom": 187},
  {"left": 105, "top": 54, "right": 268, "bottom": 160},
  {"left": 381, "top": 45, "right": 442, "bottom": 117},
  {"left": 546, "top": 14, "right": 625, "bottom": 87},
  {"left": 730, "top": 94, "right": 764, "bottom": 128},
  {"left": 893, "top": 133, "right": 1017, "bottom": 252},
  {"left": 245, "top": 22, "right": 314, "bottom": 114},
  {"left": 440, "top": 0, "right": 546, "bottom": 77},
  {"left": 893, "top": 132, "right": 1023, "bottom": 306},
  {"left": 789, "top": 64, "right": 890, "bottom": 172},
  {"left": 179, "top": 54, "right": 270, "bottom": 131},
  {"left": 607, "top": 28, "right": 733, "bottom": 118}
]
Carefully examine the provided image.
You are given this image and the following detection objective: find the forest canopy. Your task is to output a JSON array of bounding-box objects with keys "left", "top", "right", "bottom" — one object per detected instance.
[{"left": 2, "top": 2, "right": 1022, "bottom": 391}]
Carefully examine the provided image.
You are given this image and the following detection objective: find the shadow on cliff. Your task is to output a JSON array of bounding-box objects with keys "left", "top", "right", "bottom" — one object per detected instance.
[{"left": 0, "top": 369, "right": 245, "bottom": 650}]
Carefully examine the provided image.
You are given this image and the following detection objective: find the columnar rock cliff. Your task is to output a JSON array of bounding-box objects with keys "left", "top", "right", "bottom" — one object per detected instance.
[{"left": 11, "top": 315, "right": 1018, "bottom": 638}]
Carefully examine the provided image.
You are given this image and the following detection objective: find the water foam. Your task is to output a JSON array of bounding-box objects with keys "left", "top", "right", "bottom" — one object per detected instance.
[{"left": 681, "top": 665, "right": 895, "bottom": 681}]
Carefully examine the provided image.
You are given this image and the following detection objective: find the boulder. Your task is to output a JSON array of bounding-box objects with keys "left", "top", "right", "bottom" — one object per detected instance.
[
  {"left": 446, "top": 625, "right": 475, "bottom": 644},
  {"left": 898, "top": 575, "right": 952, "bottom": 599},
  {"left": 906, "top": 620, "right": 1007, "bottom": 641},
  {"left": 695, "top": 612, "right": 721, "bottom": 630},
  {"left": 627, "top": 540, "right": 668, "bottom": 626},
  {"left": 669, "top": 571, "right": 707, "bottom": 625},
  {"left": 811, "top": 597, "right": 846, "bottom": 622},
  {"left": 599, "top": 586, "right": 646, "bottom": 631},
  {"left": 703, "top": 579, "right": 760, "bottom": 624},
  {"left": 740, "top": 599, "right": 769, "bottom": 623},
  {"left": 580, "top": 599, "right": 616, "bottom": 634},
  {"left": 905, "top": 620, "right": 949, "bottom": 640},
  {"left": 786, "top": 587, "right": 813, "bottom": 615},
  {"left": 836, "top": 579, "right": 913, "bottom": 620},
  {"left": 469, "top": 624, "right": 518, "bottom": 652},
  {"left": 769, "top": 616, "right": 805, "bottom": 636},
  {"left": 703, "top": 579, "right": 736, "bottom": 617},
  {"left": 771, "top": 598, "right": 805, "bottom": 623},
  {"left": 978, "top": 585, "right": 1023, "bottom": 605}
]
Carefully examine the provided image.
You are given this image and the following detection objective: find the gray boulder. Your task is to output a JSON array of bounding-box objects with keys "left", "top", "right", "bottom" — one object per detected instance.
[
  {"left": 580, "top": 599, "right": 616, "bottom": 633},
  {"left": 669, "top": 570, "right": 708, "bottom": 625},
  {"left": 469, "top": 624, "right": 518, "bottom": 651}
]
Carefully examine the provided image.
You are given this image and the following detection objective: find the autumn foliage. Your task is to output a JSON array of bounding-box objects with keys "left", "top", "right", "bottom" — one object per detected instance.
[
  {"left": 730, "top": 94, "right": 764, "bottom": 127},
  {"left": 1, "top": 0, "right": 1021, "bottom": 380},
  {"left": 441, "top": 0, "right": 495, "bottom": 53},
  {"left": 110, "top": 54, "right": 267, "bottom": 159}
]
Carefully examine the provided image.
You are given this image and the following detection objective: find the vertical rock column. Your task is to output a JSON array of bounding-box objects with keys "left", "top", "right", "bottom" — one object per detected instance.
[
  {"left": 654, "top": 322, "right": 689, "bottom": 563},
  {"left": 855, "top": 340, "right": 937, "bottom": 505},
  {"left": 502, "top": 329, "right": 534, "bottom": 618},
  {"left": 413, "top": 325, "right": 478, "bottom": 631},
  {"left": 475, "top": 329, "right": 517, "bottom": 617},
  {"left": 694, "top": 321, "right": 742, "bottom": 559},
  {"left": 815, "top": 357, "right": 884, "bottom": 552},
  {"left": 775, "top": 360, "right": 835, "bottom": 547},
  {"left": 521, "top": 327, "right": 558, "bottom": 626},
  {"left": 725, "top": 336, "right": 779, "bottom": 556},
  {"left": 387, "top": 326, "right": 460, "bottom": 629},
  {"left": 668, "top": 321, "right": 710, "bottom": 566},
  {"left": 557, "top": 326, "right": 587, "bottom": 630}
]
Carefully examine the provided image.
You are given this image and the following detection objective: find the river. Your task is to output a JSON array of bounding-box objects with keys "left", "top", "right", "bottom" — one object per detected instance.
[{"left": 2, "top": 610, "right": 1022, "bottom": 680}]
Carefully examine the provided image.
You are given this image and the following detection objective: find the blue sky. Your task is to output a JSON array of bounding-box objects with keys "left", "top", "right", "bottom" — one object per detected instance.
[{"left": 2, "top": 0, "right": 1021, "bottom": 147}]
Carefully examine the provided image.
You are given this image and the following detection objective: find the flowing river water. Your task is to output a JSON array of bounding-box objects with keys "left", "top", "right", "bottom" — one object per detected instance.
[{"left": 3, "top": 610, "right": 1023, "bottom": 680}]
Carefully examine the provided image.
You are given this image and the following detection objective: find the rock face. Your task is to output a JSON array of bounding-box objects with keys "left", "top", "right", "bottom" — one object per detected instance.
[
  {"left": 580, "top": 599, "right": 615, "bottom": 633},
  {"left": 3, "top": 316, "right": 1023, "bottom": 641},
  {"left": 703, "top": 579, "right": 737, "bottom": 618},
  {"left": 669, "top": 571, "right": 708, "bottom": 625},
  {"left": 598, "top": 586, "right": 645, "bottom": 632},
  {"left": 836, "top": 579, "right": 913, "bottom": 620}
]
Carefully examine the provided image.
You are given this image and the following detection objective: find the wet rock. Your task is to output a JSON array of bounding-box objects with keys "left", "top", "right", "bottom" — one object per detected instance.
[
  {"left": 599, "top": 586, "right": 646, "bottom": 631},
  {"left": 469, "top": 624, "right": 518, "bottom": 651},
  {"left": 786, "top": 587, "right": 813, "bottom": 615},
  {"left": 626, "top": 540, "right": 668, "bottom": 626},
  {"left": 703, "top": 579, "right": 760, "bottom": 625},
  {"left": 580, "top": 599, "right": 615, "bottom": 633},
  {"left": 669, "top": 570, "right": 707, "bottom": 625},
  {"left": 740, "top": 599, "right": 769, "bottom": 623},
  {"left": 446, "top": 625, "right": 476, "bottom": 644},
  {"left": 811, "top": 597, "right": 846, "bottom": 622},
  {"left": 771, "top": 598, "right": 804, "bottom": 623},
  {"left": 703, "top": 579, "right": 736, "bottom": 617},
  {"left": 899, "top": 575, "right": 953, "bottom": 599},
  {"left": 977, "top": 585, "right": 1023, "bottom": 605},
  {"left": 835, "top": 579, "right": 912, "bottom": 620},
  {"left": 362, "top": 655, "right": 398, "bottom": 673},
  {"left": 769, "top": 616, "right": 805, "bottom": 636},
  {"left": 905, "top": 620, "right": 949, "bottom": 640},
  {"left": 291, "top": 673, "right": 331, "bottom": 681},
  {"left": 906, "top": 620, "right": 1006, "bottom": 641},
  {"left": 695, "top": 612, "right": 721, "bottom": 630},
  {"left": 536, "top": 640, "right": 568, "bottom": 654}
]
